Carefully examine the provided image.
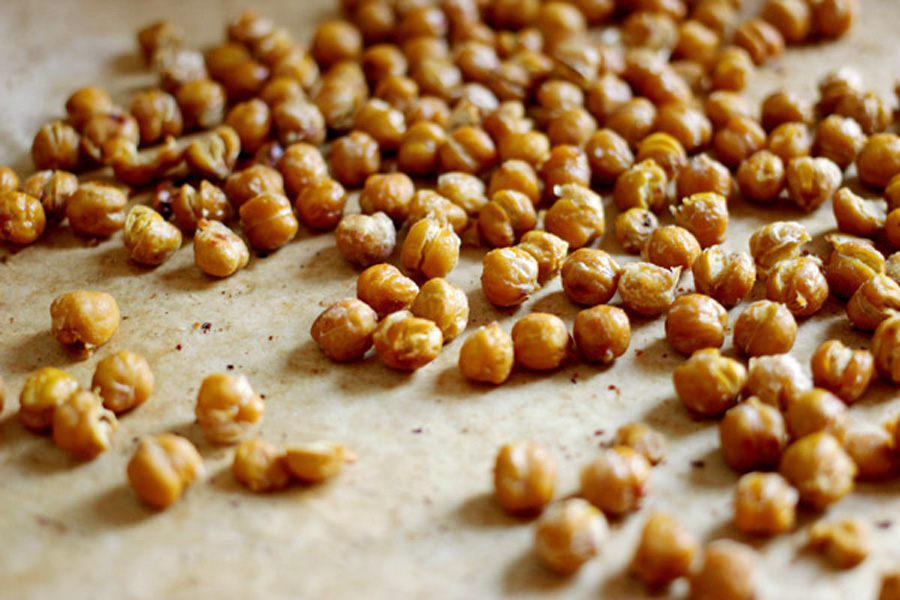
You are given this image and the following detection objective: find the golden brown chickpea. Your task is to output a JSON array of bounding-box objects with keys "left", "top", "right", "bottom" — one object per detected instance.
[
  {"left": 224, "top": 100, "right": 271, "bottom": 156},
  {"left": 733, "top": 300, "right": 797, "bottom": 357},
  {"left": 330, "top": 131, "right": 381, "bottom": 187},
  {"left": 477, "top": 190, "right": 536, "bottom": 247},
  {"left": 438, "top": 126, "right": 496, "bottom": 175},
  {"left": 351, "top": 99, "right": 407, "bottom": 153},
  {"left": 720, "top": 397, "right": 788, "bottom": 472},
  {"left": 560, "top": 249, "right": 620, "bottom": 307},
  {"left": 227, "top": 11, "right": 274, "bottom": 46},
  {"left": 673, "top": 192, "right": 729, "bottom": 248},
  {"left": 733, "top": 18, "right": 785, "bottom": 65},
  {"left": 785, "top": 388, "right": 848, "bottom": 441},
  {"left": 812, "top": 0, "right": 859, "bottom": 38},
  {"left": 128, "top": 434, "right": 204, "bottom": 509},
  {"left": 361, "top": 43, "right": 408, "bottom": 85},
  {"left": 410, "top": 278, "right": 468, "bottom": 343},
  {"left": 711, "top": 46, "right": 755, "bottom": 92},
  {"left": 193, "top": 220, "right": 249, "bottom": 278},
  {"left": 123, "top": 205, "right": 182, "bottom": 266},
  {"left": 311, "top": 298, "right": 378, "bottom": 362},
  {"left": 734, "top": 472, "right": 798, "bottom": 537},
  {"left": 271, "top": 100, "right": 326, "bottom": 147},
  {"left": 654, "top": 104, "right": 713, "bottom": 154},
  {"left": 644, "top": 225, "right": 701, "bottom": 271},
  {"left": 572, "top": 305, "right": 631, "bottom": 365},
  {"left": 397, "top": 122, "right": 447, "bottom": 176},
  {"left": 691, "top": 247, "right": 755, "bottom": 308},
  {"left": 768, "top": 122, "right": 813, "bottom": 163},
  {"left": 232, "top": 439, "right": 291, "bottom": 493},
  {"left": 545, "top": 107, "right": 597, "bottom": 148},
  {"left": 676, "top": 156, "right": 732, "bottom": 201},
  {"left": 813, "top": 114, "right": 866, "bottom": 170},
  {"left": 175, "top": 79, "right": 226, "bottom": 131},
  {"left": 766, "top": 257, "right": 829, "bottom": 317},
  {"left": 673, "top": 18, "right": 720, "bottom": 65},
  {"left": 238, "top": 192, "right": 297, "bottom": 251},
  {"left": 17, "top": 170, "right": 71, "bottom": 227},
  {"left": 762, "top": 0, "right": 812, "bottom": 43},
  {"left": 410, "top": 57, "right": 462, "bottom": 103},
  {"left": 623, "top": 49, "right": 692, "bottom": 107},
  {"left": 630, "top": 511, "right": 697, "bottom": 589},
  {"left": 743, "top": 354, "right": 813, "bottom": 411},
  {"left": 843, "top": 422, "right": 898, "bottom": 480},
  {"left": 487, "top": 160, "right": 540, "bottom": 207},
  {"left": 674, "top": 348, "right": 746, "bottom": 416},
  {"left": 858, "top": 133, "right": 900, "bottom": 189},
  {"left": 847, "top": 273, "right": 900, "bottom": 331},
  {"left": 704, "top": 91, "right": 753, "bottom": 131},
  {"left": 31, "top": 121, "right": 81, "bottom": 171},
  {"left": 887, "top": 252, "right": 900, "bottom": 285},
  {"left": 761, "top": 90, "right": 813, "bottom": 132},
  {"left": 19, "top": 367, "right": 80, "bottom": 432},
  {"left": 91, "top": 350, "right": 154, "bottom": 414},
  {"left": 635, "top": 133, "right": 687, "bottom": 180},
  {"left": 879, "top": 571, "right": 900, "bottom": 600},
  {"left": 576, "top": 130, "right": 631, "bottom": 189},
  {"left": 258, "top": 76, "right": 305, "bottom": 108},
  {"left": 786, "top": 156, "right": 842, "bottom": 212},
  {"left": 402, "top": 218, "right": 461, "bottom": 280},
  {"left": 606, "top": 98, "right": 657, "bottom": 149},
  {"left": 749, "top": 220, "right": 810, "bottom": 277},
  {"left": 622, "top": 11, "right": 678, "bottom": 51},
  {"left": 497, "top": 130, "right": 552, "bottom": 167},
  {"left": 537, "top": 2, "right": 587, "bottom": 47},
  {"left": 534, "top": 498, "right": 608, "bottom": 576},
  {"left": 0, "top": 166, "right": 19, "bottom": 195},
  {"left": 172, "top": 181, "right": 229, "bottom": 233},
  {"left": 615, "top": 208, "right": 658, "bottom": 255},
  {"left": 335, "top": 212, "right": 397, "bottom": 267},
  {"left": 458, "top": 322, "right": 514, "bottom": 385},
  {"left": 614, "top": 423, "right": 666, "bottom": 466},
  {"left": 312, "top": 20, "right": 362, "bottom": 68},
  {"left": 873, "top": 314, "right": 900, "bottom": 385},
  {"left": 356, "top": 264, "right": 418, "bottom": 318},
  {"left": 581, "top": 446, "right": 651, "bottom": 517},
  {"left": 313, "top": 62, "right": 369, "bottom": 131},
  {"left": 138, "top": 20, "right": 184, "bottom": 61},
  {"left": 614, "top": 160, "right": 669, "bottom": 213},
  {"left": 184, "top": 126, "right": 241, "bottom": 180},
  {"left": 511, "top": 233, "right": 564, "bottom": 286},
  {"left": 693, "top": 0, "right": 739, "bottom": 33},
  {"left": 494, "top": 441, "right": 557, "bottom": 516},
  {"left": 195, "top": 373, "right": 264, "bottom": 444},
  {"left": 691, "top": 540, "right": 759, "bottom": 600},
  {"left": 714, "top": 115, "right": 766, "bottom": 169},
  {"left": 154, "top": 47, "right": 209, "bottom": 93},
  {"left": 886, "top": 174, "right": 900, "bottom": 210},
  {"left": 619, "top": 262, "right": 681, "bottom": 317},
  {"left": 51, "top": 389, "right": 117, "bottom": 460},
  {"left": 544, "top": 184, "right": 605, "bottom": 250},
  {"left": 405, "top": 95, "right": 451, "bottom": 127},
  {"left": 373, "top": 310, "right": 443, "bottom": 371},
  {"left": 665, "top": 294, "right": 728, "bottom": 356},
  {"left": 50, "top": 290, "right": 120, "bottom": 354},
  {"left": 278, "top": 143, "right": 328, "bottom": 198},
  {"left": 511, "top": 313, "right": 570, "bottom": 371},
  {"left": 810, "top": 339, "right": 874, "bottom": 404},
  {"left": 488, "top": 0, "right": 540, "bottom": 29},
  {"left": 541, "top": 145, "right": 590, "bottom": 195},
  {"left": 0, "top": 191, "right": 45, "bottom": 246},
  {"left": 825, "top": 235, "right": 884, "bottom": 299},
  {"left": 482, "top": 247, "right": 540, "bottom": 307},
  {"left": 809, "top": 517, "right": 871, "bottom": 569},
  {"left": 79, "top": 111, "right": 140, "bottom": 164},
  {"left": 737, "top": 150, "right": 785, "bottom": 204},
  {"left": 130, "top": 89, "right": 183, "bottom": 145},
  {"left": 294, "top": 179, "right": 346, "bottom": 230},
  {"left": 779, "top": 432, "right": 856, "bottom": 508},
  {"left": 433, "top": 173, "right": 486, "bottom": 218}
]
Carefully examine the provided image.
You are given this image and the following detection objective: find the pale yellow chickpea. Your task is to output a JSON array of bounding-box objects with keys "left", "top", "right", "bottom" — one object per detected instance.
[
  {"left": 195, "top": 373, "right": 265, "bottom": 444},
  {"left": 481, "top": 247, "right": 540, "bottom": 307},
  {"left": 458, "top": 323, "right": 514, "bottom": 385},
  {"left": 52, "top": 390, "right": 118, "bottom": 459},
  {"left": 690, "top": 540, "right": 759, "bottom": 600},
  {"left": 809, "top": 518, "right": 871, "bottom": 569},
  {"left": 534, "top": 498, "right": 608, "bottom": 576},
  {"left": 630, "top": 512, "right": 698, "bottom": 589},
  {"left": 91, "top": 350, "right": 154, "bottom": 414},
  {"left": 618, "top": 262, "right": 681, "bottom": 317},
  {"left": 311, "top": 298, "right": 378, "bottom": 362},
  {"left": 719, "top": 397, "right": 788, "bottom": 472},
  {"left": 50, "top": 290, "right": 120, "bottom": 354},
  {"left": 19, "top": 367, "right": 80, "bottom": 432},
  {"left": 283, "top": 441, "right": 353, "bottom": 483},
  {"left": 127, "top": 434, "right": 204, "bottom": 509},
  {"left": 743, "top": 354, "right": 813, "bottom": 411},
  {"left": 673, "top": 348, "right": 746, "bottom": 416},
  {"left": 512, "top": 313, "right": 571, "bottom": 371},
  {"left": 580, "top": 446, "right": 651, "bottom": 517},
  {"left": 410, "top": 278, "right": 469, "bottom": 343},
  {"left": 734, "top": 472, "right": 798, "bottom": 536},
  {"left": 232, "top": 439, "right": 291, "bottom": 493},
  {"left": 373, "top": 311, "right": 443, "bottom": 371},
  {"left": 494, "top": 441, "right": 557, "bottom": 516},
  {"left": 779, "top": 432, "right": 856, "bottom": 509}
]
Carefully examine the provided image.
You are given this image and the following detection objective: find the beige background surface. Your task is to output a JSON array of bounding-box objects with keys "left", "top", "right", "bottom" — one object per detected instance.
[{"left": 1, "top": 1, "right": 899, "bottom": 598}]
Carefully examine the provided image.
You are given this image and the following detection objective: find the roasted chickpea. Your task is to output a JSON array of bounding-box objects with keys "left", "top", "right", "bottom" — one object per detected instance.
[
  {"left": 614, "top": 160, "right": 669, "bottom": 213},
  {"left": 825, "top": 235, "right": 885, "bottom": 299},
  {"left": 184, "top": 126, "right": 241, "bottom": 180},
  {"left": 50, "top": 290, "right": 120, "bottom": 354},
  {"left": 785, "top": 388, "right": 848, "bottom": 442},
  {"left": 176, "top": 79, "right": 226, "bottom": 131},
  {"left": 615, "top": 208, "right": 658, "bottom": 255},
  {"left": 195, "top": 373, "right": 265, "bottom": 444},
  {"left": 153, "top": 47, "right": 209, "bottom": 92},
  {"left": 673, "top": 348, "right": 745, "bottom": 416},
  {"left": 560, "top": 249, "right": 620, "bottom": 307},
  {"left": 813, "top": 114, "right": 865, "bottom": 170},
  {"left": 614, "top": 423, "right": 666, "bottom": 466},
  {"left": 711, "top": 46, "right": 755, "bottom": 92},
  {"left": 607, "top": 98, "right": 657, "bottom": 149},
  {"left": 622, "top": 11, "right": 678, "bottom": 51},
  {"left": 439, "top": 172, "right": 489, "bottom": 216},
  {"left": 238, "top": 192, "right": 298, "bottom": 251},
  {"left": 356, "top": 263, "right": 418, "bottom": 318},
  {"left": 653, "top": 104, "right": 713, "bottom": 154},
  {"left": 673, "top": 19, "right": 720, "bottom": 65},
  {"left": 811, "top": 0, "right": 859, "bottom": 38},
  {"left": 511, "top": 313, "right": 570, "bottom": 371},
  {"left": 619, "top": 262, "right": 681, "bottom": 317},
  {"left": 516, "top": 231, "right": 569, "bottom": 285},
  {"left": 886, "top": 174, "right": 900, "bottom": 210},
  {"left": 857, "top": 133, "right": 900, "bottom": 189},
  {"left": 704, "top": 90, "right": 753, "bottom": 131},
  {"left": 690, "top": 540, "right": 758, "bottom": 600},
  {"left": 665, "top": 294, "right": 728, "bottom": 356},
  {"left": 79, "top": 111, "right": 141, "bottom": 164},
  {"left": 872, "top": 315, "right": 900, "bottom": 385},
  {"left": 743, "top": 354, "right": 813, "bottom": 411},
  {"left": 762, "top": 0, "right": 812, "bottom": 43},
  {"left": 734, "top": 472, "right": 798, "bottom": 537},
  {"left": 810, "top": 339, "right": 873, "bottom": 405},
  {"left": 766, "top": 257, "right": 828, "bottom": 317},
  {"left": 846, "top": 273, "right": 900, "bottom": 331},
  {"left": 768, "top": 122, "right": 813, "bottom": 162},
  {"left": 584, "top": 129, "right": 633, "bottom": 187},
  {"left": 313, "top": 62, "right": 369, "bottom": 130},
  {"left": 809, "top": 517, "right": 871, "bottom": 569},
  {"left": 312, "top": 20, "right": 363, "bottom": 68},
  {"left": 277, "top": 144, "right": 327, "bottom": 198},
  {"left": 410, "top": 278, "right": 468, "bottom": 343},
  {"left": 52, "top": 389, "right": 117, "bottom": 460},
  {"left": 311, "top": 298, "right": 378, "bottom": 362},
  {"left": 478, "top": 190, "right": 537, "bottom": 248},
  {"left": 843, "top": 422, "right": 898, "bottom": 480},
  {"left": 90, "top": 350, "right": 154, "bottom": 415},
  {"left": 761, "top": 90, "right": 812, "bottom": 132},
  {"left": 283, "top": 440, "right": 354, "bottom": 483},
  {"left": 534, "top": 499, "right": 608, "bottom": 576},
  {"left": 271, "top": 100, "right": 327, "bottom": 147},
  {"left": 66, "top": 182, "right": 127, "bottom": 237},
  {"left": 676, "top": 154, "right": 733, "bottom": 199},
  {"left": 232, "top": 439, "right": 291, "bottom": 493},
  {"left": 373, "top": 310, "right": 443, "bottom": 371},
  {"left": 137, "top": 20, "right": 184, "bottom": 62},
  {"left": 630, "top": 512, "right": 698, "bottom": 589},
  {"left": 123, "top": 205, "right": 182, "bottom": 266},
  {"left": 436, "top": 126, "right": 495, "bottom": 175},
  {"left": 720, "top": 397, "right": 788, "bottom": 472},
  {"left": 482, "top": 247, "right": 540, "bottom": 307},
  {"left": 333, "top": 212, "right": 395, "bottom": 267},
  {"left": 0, "top": 191, "right": 45, "bottom": 246},
  {"left": 494, "top": 441, "right": 557, "bottom": 516},
  {"left": 129, "top": 89, "right": 183, "bottom": 146},
  {"left": 581, "top": 446, "right": 651, "bottom": 517},
  {"left": 330, "top": 131, "right": 381, "bottom": 187},
  {"left": 458, "top": 322, "right": 515, "bottom": 385},
  {"left": 880, "top": 571, "right": 900, "bottom": 600},
  {"left": 572, "top": 305, "right": 631, "bottom": 365},
  {"left": 544, "top": 184, "right": 605, "bottom": 250},
  {"left": 786, "top": 156, "right": 842, "bottom": 212},
  {"left": 733, "top": 18, "right": 785, "bottom": 65},
  {"left": 0, "top": 166, "right": 18, "bottom": 195},
  {"left": 644, "top": 225, "right": 701, "bottom": 271},
  {"left": 733, "top": 300, "right": 797, "bottom": 357},
  {"left": 540, "top": 145, "right": 590, "bottom": 196},
  {"left": 749, "top": 220, "right": 810, "bottom": 277},
  {"left": 672, "top": 192, "right": 728, "bottom": 248},
  {"left": 737, "top": 150, "right": 785, "bottom": 204},
  {"left": 397, "top": 122, "right": 447, "bottom": 176},
  {"left": 714, "top": 116, "right": 766, "bottom": 169},
  {"left": 226, "top": 166, "right": 286, "bottom": 211},
  {"left": 635, "top": 133, "right": 687, "bottom": 180},
  {"left": 193, "top": 220, "right": 249, "bottom": 278},
  {"left": 353, "top": 99, "right": 407, "bottom": 152},
  {"left": 402, "top": 218, "right": 460, "bottom": 280},
  {"left": 167, "top": 181, "right": 226, "bottom": 233},
  {"left": 227, "top": 11, "right": 274, "bottom": 46},
  {"left": 779, "top": 432, "right": 856, "bottom": 509},
  {"left": 294, "top": 179, "right": 346, "bottom": 230},
  {"left": 405, "top": 95, "right": 451, "bottom": 127},
  {"left": 19, "top": 367, "right": 80, "bottom": 432},
  {"left": 127, "top": 433, "right": 204, "bottom": 509},
  {"left": 692, "top": 246, "right": 756, "bottom": 308}
]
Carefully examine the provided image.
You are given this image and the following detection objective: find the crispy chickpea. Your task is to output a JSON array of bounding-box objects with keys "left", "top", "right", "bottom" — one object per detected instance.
[
  {"left": 833, "top": 187, "right": 886, "bottom": 238},
  {"left": 16, "top": 170, "right": 69, "bottom": 228},
  {"left": 91, "top": 350, "right": 154, "bottom": 414},
  {"left": 619, "top": 262, "right": 681, "bottom": 317},
  {"left": 622, "top": 11, "right": 678, "bottom": 51},
  {"left": 812, "top": 0, "right": 859, "bottom": 38},
  {"left": 137, "top": 20, "right": 184, "bottom": 61},
  {"left": 402, "top": 218, "right": 460, "bottom": 280},
  {"left": 482, "top": 247, "right": 540, "bottom": 307},
  {"left": 123, "top": 205, "right": 182, "bottom": 266},
  {"left": 560, "top": 249, "right": 620, "bottom": 307},
  {"left": 127, "top": 434, "right": 204, "bottom": 509},
  {"left": 410, "top": 278, "right": 469, "bottom": 343},
  {"left": 584, "top": 129, "right": 633, "bottom": 187},
  {"left": 311, "top": 298, "right": 378, "bottom": 362},
  {"left": 690, "top": 540, "right": 758, "bottom": 600},
  {"left": 312, "top": 20, "right": 362, "bottom": 68},
  {"left": 494, "top": 441, "right": 557, "bottom": 516},
  {"left": 711, "top": 46, "right": 755, "bottom": 92},
  {"left": 224, "top": 166, "right": 284, "bottom": 211},
  {"left": 653, "top": 104, "right": 713, "bottom": 154},
  {"left": 692, "top": 247, "right": 756, "bottom": 308},
  {"left": 219, "top": 60, "right": 270, "bottom": 103},
  {"left": 405, "top": 95, "right": 451, "bottom": 127},
  {"left": 175, "top": 79, "right": 226, "bottom": 131},
  {"left": 825, "top": 235, "right": 884, "bottom": 299},
  {"left": 66, "top": 182, "right": 127, "bottom": 237},
  {"left": 607, "top": 98, "right": 657, "bottom": 149},
  {"left": 397, "top": 122, "right": 447, "bottom": 176},
  {"left": 540, "top": 145, "right": 590, "bottom": 196},
  {"left": 887, "top": 174, "right": 900, "bottom": 210},
  {"left": 436, "top": 172, "right": 488, "bottom": 217},
  {"left": 766, "top": 257, "right": 828, "bottom": 317},
  {"left": 194, "top": 220, "right": 249, "bottom": 278},
  {"left": 677, "top": 154, "right": 733, "bottom": 200},
  {"left": 888, "top": 252, "right": 900, "bottom": 284},
  {"left": 762, "top": 0, "right": 812, "bottom": 43},
  {"left": 283, "top": 441, "right": 353, "bottom": 484},
  {"left": 737, "top": 150, "right": 785, "bottom": 204},
  {"left": 373, "top": 310, "right": 443, "bottom": 371},
  {"left": 614, "top": 160, "right": 669, "bottom": 213},
  {"left": 665, "top": 294, "right": 728, "bottom": 356},
  {"left": 130, "top": 89, "right": 183, "bottom": 145},
  {"left": 857, "top": 133, "right": 900, "bottom": 189},
  {"left": 437, "top": 126, "right": 496, "bottom": 175},
  {"left": 0, "top": 166, "right": 18, "bottom": 196},
  {"left": 809, "top": 518, "right": 870, "bottom": 570},
  {"left": 630, "top": 512, "right": 698, "bottom": 589},
  {"left": 478, "top": 190, "right": 536, "bottom": 247},
  {"left": 614, "top": 423, "right": 665, "bottom": 466},
  {"left": 184, "top": 126, "right": 241, "bottom": 180},
  {"left": 353, "top": 99, "right": 406, "bottom": 152},
  {"left": 154, "top": 48, "right": 209, "bottom": 93},
  {"left": 226, "top": 11, "right": 274, "bottom": 46},
  {"left": 720, "top": 397, "right": 787, "bottom": 472},
  {"left": 52, "top": 390, "right": 117, "bottom": 460},
  {"left": 581, "top": 446, "right": 651, "bottom": 517},
  {"left": 813, "top": 114, "right": 865, "bottom": 170},
  {"left": 786, "top": 156, "right": 842, "bottom": 212},
  {"left": 458, "top": 322, "right": 514, "bottom": 385},
  {"left": 779, "top": 432, "right": 856, "bottom": 508},
  {"left": 534, "top": 498, "right": 608, "bottom": 576},
  {"left": 195, "top": 373, "right": 264, "bottom": 444},
  {"left": 294, "top": 179, "right": 346, "bottom": 230},
  {"left": 843, "top": 422, "right": 898, "bottom": 480},
  {"left": 674, "top": 348, "right": 746, "bottom": 416},
  {"left": 786, "top": 388, "right": 849, "bottom": 441},
  {"left": 734, "top": 472, "right": 797, "bottom": 537},
  {"left": 704, "top": 91, "right": 752, "bottom": 131},
  {"left": 171, "top": 181, "right": 228, "bottom": 233},
  {"left": 331, "top": 131, "right": 381, "bottom": 187},
  {"left": 32, "top": 121, "right": 81, "bottom": 171},
  {"left": 768, "top": 122, "right": 812, "bottom": 163},
  {"left": 512, "top": 313, "right": 570, "bottom": 371},
  {"left": 873, "top": 314, "right": 900, "bottom": 385},
  {"left": 811, "top": 339, "right": 874, "bottom": 404},
  {"left": 232, "top": 439, "right": 291, "bottom": 493},
  {"left": 544, "top": 185, "right": 605, "bottom": 250},
  {"left": 516, "top": 231, "right": 568, "bottom": 285},
  {"left": 271, "top": 100, "right": 326, "bottom": 147},
  {"left": 573, "top": 305, "right": 631, "bottom": 365},
  {"left": 743, "top": 354, "right": 813, "bottom": 411},
  {"left": 50, "top": 290, "right": 119, "bottom": 353},
  {"left": 761, "top": 90, "right": 812, "bottom": 132},
  {"left": 0, "top": 191, "right": 45, "bottom": 246},
  {"left": 733, "top": 18, "right": 785, "bottom": 65},
  {"left": 336, "top": 212, "right": 396, "bottom": 268},
  {"left": 357, "top": 263, "right": 418, "bottom": 317},
  {"left": 276, "top": 144, "right": 327, "bottom": 198},
  {"left": 313, "top": 63, "right": 369, "bottom": 131},
  {"left": 362, "top": 44, "right": 408, "bottom": 85},
  {"left": 238, "top": 192, "right": 297, "bottom": 251},
  {"left": 673, "top": 19, "right": 720, "bottom": 65},
  {"left": 635, "top": 133, "right": 687, "bottom": 180},
  {"left": 19, "top": 367, "right": 80, "bottom": 432},
  {"left": 847, "top": 273, "right": 900, "bottom": 331},
  {"left": 488, "top": 161, "right": 540, "bottom": 209},
  {"left": 79, "top": 111, "right": 140, "bottom": 164},
  {"left": 615, "top": 208, "right": 658, "bottom": 255},
  {"left": 749, "top": 221, "right": 810, "bottom": 277},
  {"left": 672, "top": 192, "right": 728, "bottom": 248},
  {"left": 733, "top": 300, "right": 796, "bottom": 357},
  {"left": 714, "top": 116, "right": 766, "bottom": 169},
  {"left": 644, "top": 225, "right": 701, "bottom": 271}
]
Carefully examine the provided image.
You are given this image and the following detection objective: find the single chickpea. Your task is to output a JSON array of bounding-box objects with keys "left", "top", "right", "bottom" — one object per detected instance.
[
  {"left": 32, "top": 121, "right": 81, "bottom": 171},
  {"left": 714, "top": 116, "right": 767, "bottom": 169},
  {"left": 232, "top": 439, "right": 291, "bottom": 493},
  {"left": 606, "top": 98, "right": 657, "bottom": 148},
  {"left": 692, "top": 246, "right": 756, "bottom": 308},
  {"left": 622, "top": 11, "right": 678, "bottom": 51},
  {"left": 494, "top": 441, "right": 557, "bottom": 516},
  {"left": 170, "top": 181, "right": 228, "bottom": 232},
  {"left": 873, "top": 314, "right": 900, "bottom": 385},
  {"left": 195, "top": 373, "right": 264, "bottom": 444},
  {"left": 737, "top": 150, "right": 785, "bottom": 204},
  {"left": 0, "top": 191, "right": 45, "bottom": 246},
  {"left": 653, "top": 104, "right": 713, "bottom": 154},
  {"left": 439, "top": 171, "right": 489, "bottom": 216},
  {"left": 733, "top": 300, "right": 797, "bottom": 357},
  {"left": 676, "top": 154, "right": 733, "bottom": 199},
  {"left": 888, "top": 252, "right": 900, "bottom": 285},
  {"left": 761, "top": 90, "right": 812, "bottom": 132},
  {"left": 534, "top": 498, "right": 608, "bottom": 576},
  {"left": 824, "top": 234, "right": 884, "bottom": 299},
  {"left": 843, "top": 422, "right": 898, "bottom": 480},
  {"left": 886, "top": 174, "right": 900, "bottom": 210},
  {"left": 813, "top": 114, "right": 866, "bottom": 170},
  {"left": 405, "top": 95, "right": 451, "bottom": 128},
  {"left": 733, "top": 18, "right": 785, "bottom": 65},
  {"left": 335, "top": 212, "right": 396, "bottom": 267},
  {"left": 357, "top": 264, "right": 418, "bottom": 318},
  {"left": 512, "top": 313, "right": 571, "bottom": 371},
  {"left": 439, "top": 126, "right": 497, "bottom": 175},
  {"left": 786, "top": 156, "right": 842, "bottom": 212},
  {"left": 184, "top": 126, "right": 241, "bottom": 180},
  {"left": 857, "top": 133, "right": 900, "bottom": 189},
  {"left": 226, "top": 168, "right": 285, "bottom": 215},
  {"left": 540, "top": 145, "right": 591, "bottom": 196},
  {"left": 517, "top": 231, "right": 569, "bottom": 285},
  {"left": 482, "top": 247, "right": 540, "bottom": 307},
  {"left": 401, "top": 218, "right": 461, "bottom": 280},
  {"left": 762, "top": 0, "right": 812, "bottom": 43},
  {"left": 137, "top": 20, "right": 184, "bottom": 61},
  {"left": 786, "top": 388, "right": 849, "bottom": 441},
  {"left": 330, "top": 131, "right": 381, "bottom": 187},
  {"left": 314, "top": 63, "right": 369, "bottom": 130},
  {"left": 812, "top": 0, "right": 859, "bottom": 38},
  {"left": 644, "top": 225, "right": 701, "bottom": 271},
  {"left": 545, "top": 107, "right": 597, "bottom": 148},
  {"left": 283, "top": 441, "right": 354, "bottom": 484},
  {"left": 311, "top": 20, "right": 362, "bottom": 68},
  {"left": 193, "top": 220, "right": 249, "bottom": 278},
  {"left": 693, "top": 0, "right": 739, "bottom": 34},
  {"left": 66, "top": 182, "right": 127, "bottom": 238},
  {"left": 311, "top": 298, "right": 378, "bottom": 362},
  {"left": 672, "top": 192, "right": 728, "bottom": 248},
  {"left": 227, "top": 11, "right": 274, "bottom": 46},
  {"left": 0, "top": 166, "right": 18, "bottom": 195},
  {"left": 294, "top": 179, "right": 347, "bottom": 230},
  {"left": 711, "top": 46, "right": 755, "bottom": 92},
  {"left": 176, "top": 79, "right": 226, "bottom": 131},
  {"left": 271, "top": 100, "right": 327, "bottom": 147},
  {"left": 573, "top": 305, "right": 631, "bottom": 365},
  {"left": 51, "top": 389, "right": 117, "bottom": 460},
  {"left": 90, "top": 350, "right": 153, "bottom": 415},
  {"left": 478, "top": 190, "right": 537, "bottom": 247},
  {"left": 743, "top": 354, "right": 813, "bottom": 410},
  {"left": 352, "top": 99, "right": 406, "bottom": 152},
  {"left": 846, "top": 273, "right": 900, "bottom": 331},
  {"left": 619, "top": 262, "right": 681, "bottom": 317},
  {"left": 614, "top": 423, "right": 665, "bottom": 465},
  {"left": 561, "top": 249, "right": 621, "bottom": 307},
  {"left": 258, "top": 76, "right": 305, "bottom": 108},
  {"left": 810, "top": 339, "right": 874, "bottom": 404},
  {"left": 238, "top": 192, "right": 298, "bottom": 251},
  {"left": 690, "top": 539, "right": 758, "bottom": 600},
  {"left": 734, "top": 472, "right": 798, "bottom": 537},
  {"left": 542, "top": 186, "right": 604, "bottom": 250},
  {"left": 373, "top": 310, "right": 443, "bottom": 371},
  {"left": 359, "top": 173, "right": 414, "bottom": 224},
  {"left": 635, "top": 133, "right": 687, "bottom": 180},
  {"left": 809, "top": 518, "right": 870, "bottom": 569},
  {"left": 768, "top": 122, "right": 813, "bottom": 163},
  {"left": 615, "top": 208, "right": 658, "bottom": 255},
  {"left": 19, "top": 367, "right": 80, "bottom": 432},
  {"left": 665, "top": 294, "right": 728, "bottom": 356},
  {"left": 79, "top": 111, "right": 140, "bottom": 164},
  {"left": 410, "top": 278, "right": 469, "bottom": 343},
  {"left": 278, "top": 143, "right": 329, "bottom": 198},
  {"left": 123, "top": 205, "right": 182, "bottom": 266},
  {"left": 749, "top": 221, "right": 810, "bottom": 277},
  {"left": 397, "top": 122, "right": 448, "bottom": 176},
  {"left": 127, "top": 434, "right": 204, "bottom": 509},
  {"left": 130, "top": 89, "right": 183, "bottom": 146},
  {"left": 580, "top": 446, "right": 651, "bottom": 516},
  {"left": 458, "top": 322, "right": 514, "bottom": 385},
  {"left": 885, "top": 208, "right": 900, "bottom": 250},
  {"left": 630, "top": 512, "right": 698, "bottom": 589},
  {"left": 835, "top": 89, "right": 890, "bottom": 137},
  {"left": 704, "top": 90, "right": 753, "bottom": 131},
  {"left": 50, "top": 290, "right": 119, "bottom": 354},
  {"left": 614, "top": 160, "right": 669, "bottom": 213},
  {"left": 674, "top": 348, "right": 746, "bottom": 416},
  {"left": 584, "top": 129, "right": 633, "bottom": 186},
  {"left": 720, "top": 397, "right": 788, "bottom": 472},
  {"left": 779, "top": 432, "right": 856, "bottom": 508},
  {"left": 485, "top": 162, "right": 540, "bottom": 214},
  {"left": 65, "top": 86, "right": 114, "bottom": 132},
  {"left": 766, "top": 256, "right": 829, "bottom": 317},
  {"left": 673, "top": 18, "right": 720, "bottom": 64}
]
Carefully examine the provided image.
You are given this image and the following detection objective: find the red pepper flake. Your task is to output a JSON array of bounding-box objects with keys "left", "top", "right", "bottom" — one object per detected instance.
[
  {"left": 608, "top": 384, "right": 619, "bottom": 393},
  {"left": 176, "top": 344, "right": 182, "bottom": 351},
  {"left": 594, "top": 429, "right": 605, "bottom": 436},
  {"left": 662, "top": 353, "right": 669, "bottom": 359},
  {"left": 268, "top": 335, "right": 274, "bottom": 341},
  {"left": 412, "top": 427, "right": 424, "bottom": 434},
  {"left": 635, "top": 350, "right": 643, "bottom": 357},
  {"left": 201, "top": 322, "right": 212, "bottom": 333},
  {"left": 691, "top": 460, "right": 705, "bottom": 468},
  {"left": 876, "top": 520, "right": 893, "bottom": 530},
  {"left": 226, "top": 364, "right": 234, "bottom": 370},
  {"left": 570, "top": 373, "right": 579, "bottom": 384}
]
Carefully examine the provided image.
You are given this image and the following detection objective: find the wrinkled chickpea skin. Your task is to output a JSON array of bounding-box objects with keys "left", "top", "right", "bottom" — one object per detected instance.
[
  {"left": 458, "top": 323, "right": 514, "bottom": 385},
  {"left": 128, "top": 434, "right": 204, "bottom": 509},
  {"left": 50, "top": 290, "right": 120, "bottom": 354},
  {"left": 195, "top": 373, "right": 265, "bottom": 444},
  {"left": 494, "top": 440, "right": 557, "bottom": 516}
]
